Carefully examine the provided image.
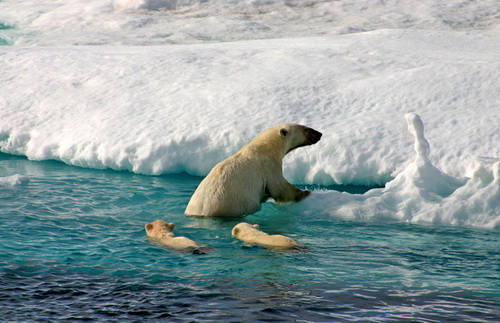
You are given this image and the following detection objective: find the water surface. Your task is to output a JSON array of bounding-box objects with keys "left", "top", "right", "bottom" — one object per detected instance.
[{"left": 1, "top": 153, "right": 498, "bottom": 321}]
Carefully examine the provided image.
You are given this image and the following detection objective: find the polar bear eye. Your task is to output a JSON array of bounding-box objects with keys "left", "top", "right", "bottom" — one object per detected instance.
[{"left": 280, "top": 128, "right": 288, "bottom": 137}]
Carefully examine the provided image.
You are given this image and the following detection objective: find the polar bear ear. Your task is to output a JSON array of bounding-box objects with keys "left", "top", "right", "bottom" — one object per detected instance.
[
  {"left": 280, "top": 128, "right": 288, "bottom": 137},
  {"left": 252, "top": 224, "right": 260, "bottom": 229},
  {"left": 232, "top": 227, "right": 240, "bottom": 237},
  {"left": 166, "top": 222, "right": 175, "bottom": 231},
  {"left": 145, "top": 223, "right": 154, "bottom": 231}
]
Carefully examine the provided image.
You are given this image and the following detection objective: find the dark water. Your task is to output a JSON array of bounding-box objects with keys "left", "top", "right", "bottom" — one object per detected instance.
[{"left": 1, "top": 153, "right": 499, "bottom": 322}]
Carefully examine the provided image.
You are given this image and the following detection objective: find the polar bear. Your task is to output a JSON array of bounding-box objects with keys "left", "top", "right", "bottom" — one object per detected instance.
[
  {"left": 232, "top": 222, "right": 305, "bottom": 250},
  {"left": 185, "top": 123, "right": 322, "bottom": 217},
  {"left": 145, "top": 219, "right": 212, "bottom": 254}
]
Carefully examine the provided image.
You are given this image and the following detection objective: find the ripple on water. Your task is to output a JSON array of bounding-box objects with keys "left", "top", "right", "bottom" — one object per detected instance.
[{"left": 1, "top": 155, "right": 499, "bottom": 322}]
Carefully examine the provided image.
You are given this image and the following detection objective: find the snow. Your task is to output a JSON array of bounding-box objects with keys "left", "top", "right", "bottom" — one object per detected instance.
[
  {"left": 1, "top": 0, "right": 499, "bottom": 45},
  {"left": 0, "top": 0, "right": 499, "bottom": 229},
  {"left": 291, "top": 114, "right": 500, "bottom": 229},
  {"left": 289, "top": 113, "right": 500, "bottom": 230},
  {"left": 1, "top": 31, "right": 498, "bottom": 184}
]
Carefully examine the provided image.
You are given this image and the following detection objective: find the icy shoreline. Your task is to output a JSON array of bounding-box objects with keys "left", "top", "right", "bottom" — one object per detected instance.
[
  {"left": 290, "top": 113, "right": 499, "bottom": 230},
  {"left": 1, "top": 29, "right": 499, "bottom": 186}
]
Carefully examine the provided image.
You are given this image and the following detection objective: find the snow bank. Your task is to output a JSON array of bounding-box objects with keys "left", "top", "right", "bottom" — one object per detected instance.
[
  {"left": 290, "top": 114, "right": 499, "bottom": 230},
  {"left": 1, "top": 30, "right": 499, "bottom": 186}
]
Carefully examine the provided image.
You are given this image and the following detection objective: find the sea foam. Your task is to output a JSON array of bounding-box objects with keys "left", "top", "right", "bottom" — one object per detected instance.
[{"left": 0, "top": 174, "right": 30, "bottom": 186}]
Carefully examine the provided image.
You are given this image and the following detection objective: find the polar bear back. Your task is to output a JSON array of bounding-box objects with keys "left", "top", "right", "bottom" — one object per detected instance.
[
  {"left": 185, "top": 150, "right": 270, "bottom": 217},
  {"left": 232, "top": 222, "right": 303, "bottom": 250}
]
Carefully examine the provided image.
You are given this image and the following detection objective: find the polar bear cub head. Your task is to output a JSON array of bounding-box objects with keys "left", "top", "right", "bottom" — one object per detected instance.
[{"left": 145, "top": 219, "right": 175, "bottom": 238}]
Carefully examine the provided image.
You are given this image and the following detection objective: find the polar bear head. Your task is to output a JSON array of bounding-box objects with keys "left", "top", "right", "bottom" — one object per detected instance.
[
  {"left": 231, "top": 222, "right": 260, "bottom": 238},
  {"left": 247, "top": 123, "right": 321, "bottom": 159},
  {"left": 278, "top": 123, "right": 322, "bottom": 154},
  {"left": 145, "top": 219, "right": 175, "bottom": 238}
]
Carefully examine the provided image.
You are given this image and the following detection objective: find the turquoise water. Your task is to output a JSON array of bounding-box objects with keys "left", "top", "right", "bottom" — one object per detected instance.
[
  {"left": 1, "top": 153, "right": 499, "bottom": 321},
  {"left": 0, "top": 22, "right": 13, "bottom": 46},
  {"left": 0, "top": 22, "right": 13, "bottom": 30}
]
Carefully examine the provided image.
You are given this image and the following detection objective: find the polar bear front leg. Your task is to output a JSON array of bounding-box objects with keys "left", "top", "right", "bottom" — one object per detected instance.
[{"left": 267, "top": 177, "right": 310, "bottom": 203}]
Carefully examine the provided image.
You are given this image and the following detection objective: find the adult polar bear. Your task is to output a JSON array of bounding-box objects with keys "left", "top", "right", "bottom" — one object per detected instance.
[{"left": 185, "top": 123, "right": 322, "bottom": 217}]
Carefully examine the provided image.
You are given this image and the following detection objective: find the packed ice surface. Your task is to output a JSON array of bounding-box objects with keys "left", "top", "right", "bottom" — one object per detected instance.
[
  {"left": 0, "top": 0, "right": 499, "bottom": 228},
  {"left": 1, "top": 30, "right": 499, "bottom": 185},
  {"left": 1, "top": 0, "right": 499, "bottom": 45}
]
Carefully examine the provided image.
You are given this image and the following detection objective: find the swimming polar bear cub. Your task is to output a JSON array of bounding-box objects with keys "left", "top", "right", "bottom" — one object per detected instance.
[
  {"left": 185, "top": 123, "right": 322, "bottom": 217},
  {"left": 232, "top": 222, "right": 305, "bottom": 251},
  {"left": 145, "top": 219, "right": 212, "bottom": 254}
]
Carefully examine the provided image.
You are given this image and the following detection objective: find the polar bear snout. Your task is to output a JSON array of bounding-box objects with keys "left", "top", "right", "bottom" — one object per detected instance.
[{"left": 305, "top": 127, "right": 322, "bottom": 144}]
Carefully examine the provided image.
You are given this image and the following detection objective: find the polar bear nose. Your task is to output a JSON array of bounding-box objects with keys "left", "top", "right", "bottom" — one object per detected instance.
[{"left": 306, "top": 127, "right": 322, "bottom": 144}]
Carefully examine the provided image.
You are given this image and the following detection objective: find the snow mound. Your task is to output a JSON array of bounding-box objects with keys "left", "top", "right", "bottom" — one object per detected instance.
[{"left": 290, "top": 114, "right": 500, "bottom": 230}]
